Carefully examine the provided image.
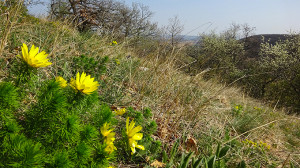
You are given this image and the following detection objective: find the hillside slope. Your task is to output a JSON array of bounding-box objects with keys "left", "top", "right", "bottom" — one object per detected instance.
[{"left": 0, "top": 10, "right": 299, "bottom": 168}]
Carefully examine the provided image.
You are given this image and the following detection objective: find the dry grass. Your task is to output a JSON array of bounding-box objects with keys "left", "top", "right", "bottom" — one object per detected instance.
[{"left": 118, "top": 45, "right": 300, "bottom": 166}]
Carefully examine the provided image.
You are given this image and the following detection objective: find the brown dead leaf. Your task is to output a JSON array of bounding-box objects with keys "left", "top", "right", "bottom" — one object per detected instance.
[
  {"left": 150, "top": 160, "right": 165, "bottom": 168},
  {"left": 186, "top": 136, "right": 198, "bottom": 153},
  {"left": 110, "top": 105, "right": 118, "bottom": 111},
  {"left": 100, "top": 75, "right": 107, "bottom": 80}
]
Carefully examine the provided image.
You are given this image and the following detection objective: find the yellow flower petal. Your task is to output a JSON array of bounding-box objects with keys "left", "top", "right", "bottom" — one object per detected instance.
[
  {"left": 55, "top": 76, "right": 67, "bottom": 88},
  {"left": 131, "top": 146, "right": 136, "bottom": 154},
  {"left": 70, "top": 78, "right": 76, "bottom": 89},
  {"left": 136, "top": 145, "right": 145, "bottom": 150},
  {"left": 29, "top": 44, "right": 39, "bottom": 58},
  {"left": 128, "top": 120, "right": 135, "bottom": 133},
  {"left": 21, "top": 43, "right": 29, "bottom": 62},
  {"left": 126, "top": 117, "right": 129, "bottom": 134},
  {"left": 128, "top": 126, "right": 142, "bottom": 137},
  {"left": 132, "top": 133, "right": 143, "bottom": 140}
]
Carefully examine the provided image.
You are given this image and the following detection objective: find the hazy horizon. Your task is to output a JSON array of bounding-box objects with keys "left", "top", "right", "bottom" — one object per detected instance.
[{"left": 28, "top": 0, "right": 300, "bottom": 36}]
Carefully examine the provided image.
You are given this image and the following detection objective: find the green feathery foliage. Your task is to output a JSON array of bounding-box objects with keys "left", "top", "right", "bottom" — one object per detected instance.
[
  {"left": 0, "top": 82, "right": 19, "bottom": 110},
  {"left": 24, "top": 80, "right": 69, "bottom": 148},
  {"left": 0, "top": 132, "right": 44, "bottom": 167}
]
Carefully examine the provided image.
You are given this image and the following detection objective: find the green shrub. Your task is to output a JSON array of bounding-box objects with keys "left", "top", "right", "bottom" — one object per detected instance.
[{"left": 186, "top": 33, "right": 245, "bottom": 80}]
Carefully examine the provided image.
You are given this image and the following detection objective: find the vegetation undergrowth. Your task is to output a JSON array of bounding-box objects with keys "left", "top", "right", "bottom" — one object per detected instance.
[{"left": 0, "top": 1, "right": 299, "bottom": 167}]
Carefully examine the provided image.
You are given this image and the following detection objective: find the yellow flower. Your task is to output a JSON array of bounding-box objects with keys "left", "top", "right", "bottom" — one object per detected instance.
[
  {"left": 104, "top": 131, "right": 116, "bottom": 144},
  {"left": 259, "top": 141, "right": 271, "bottom": 150},
  {"left": 20, "top": 43, "right": 52, "bottom": 68},
  {"left": 126, "top": 117, "right": 144, "bottom": 154},
  {"left": 114, "top": 108, "right": 126, "bottom": 115},
  {"left": 70, "top": 72, "right": 99, "bottom": 94},
  {"left": 105, "top": 142, "right": 117, "bottom": 154},
  {"left": 114, "top": 59, "right": 120, "bottom": 65},
  {"left": 253, "top": 142, "right": 257, "bottom": 147},
  {"left": 55, "top": 76, "right": 67, "bottom": 88},
  {"left": 110, "top": 41, "right": 118, "bottom": 46},
  {"left": 101, "top": 122, "right": 114, "bottom": 137},
  {"left": 101, "top": 122, "right": 117, "bottom": 154}
]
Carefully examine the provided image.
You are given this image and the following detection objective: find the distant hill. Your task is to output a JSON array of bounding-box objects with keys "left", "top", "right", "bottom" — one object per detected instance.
[
  {"left": 185, "top": 34, "right": 290, "bottom": 57},
  {"left": 242, "top": 34, "right": 290, "bottom": 58},
  {"left": 181, "top": 35, "right": 199, "bottom": 41},
  {"left": 179, "top": 35, "right": 200, "bottom": 43}
]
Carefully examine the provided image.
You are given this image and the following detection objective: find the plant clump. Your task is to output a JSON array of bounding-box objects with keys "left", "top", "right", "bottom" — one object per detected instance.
[{"left": 0, "top": 42, "right": 160, "bottom": 167}]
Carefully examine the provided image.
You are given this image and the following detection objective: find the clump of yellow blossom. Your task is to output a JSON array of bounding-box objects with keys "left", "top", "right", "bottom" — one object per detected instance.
[
  {"left": 114, "top": 108, "right": 126, "bottom": 115},
  {"left": 55, "top": 76, "right": 67, "bottom": 88},
  {"left": 114, "top": 59, "right": 120, "bottom": 65},
  {"left": 126, "top": 117, "right": 144, "bottom": 154},
  {"left": 110, "top": 41, "right": 117, "bottom": 46},
  {"left": 70, "top": 72, "right": 99, "bottom": 94},
  {"left": 100, "top": 122, "right": 117, "bottom": 154},
  {"left": 20, "top": 43, "right": 52, "bottom": 68},
  {"left": 242, "top": 139, "right": 270, "bottom": 150},
  {"left": 258, "top": 140, "right": 271, "bottom": 150}
]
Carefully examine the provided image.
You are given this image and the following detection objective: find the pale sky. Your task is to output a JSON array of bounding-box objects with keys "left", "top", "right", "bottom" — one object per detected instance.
[{"left": 28, "top": 0, "right": 300, "bottom": 36}]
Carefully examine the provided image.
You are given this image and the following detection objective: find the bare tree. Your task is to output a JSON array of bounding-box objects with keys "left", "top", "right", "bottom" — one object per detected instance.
[
  {"left": 241, "top": 23, "right": 256, "bottom": 40},
  {"left": 222, "top": 23, "right": 256, "bottom": 40},
  {"left": 49, "top": 0, "right": 157, "bottom": 37},
  {"left": 223, "top": 23, "right": 241, "bottom": 40},
  {"left": 167, "top": 15, "right": 184, "bottom": 46}
]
